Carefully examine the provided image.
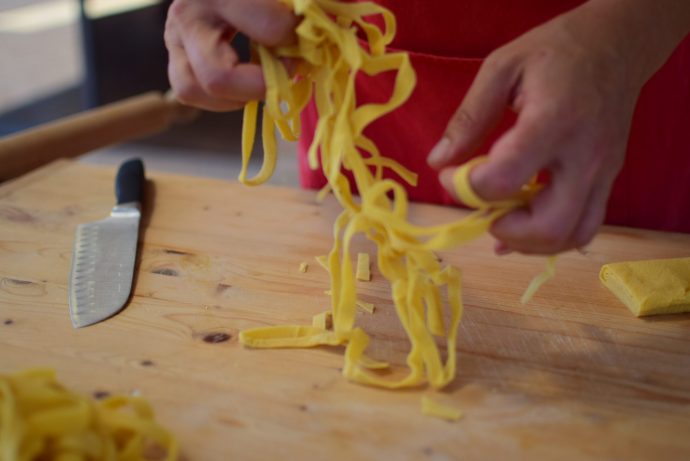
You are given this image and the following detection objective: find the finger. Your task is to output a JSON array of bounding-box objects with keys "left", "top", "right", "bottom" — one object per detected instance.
[
  {"left": 570, "top": 177, "right": 615, "bottom": 248},
  {"left": 469, "top": 107, "right": 556, "bottom": 201},
  {"left": 181, "top": 19, "right": 266, "bottom": 102},
  {"left": 490, "top": 166, "right": 591, "bottom": 254},
  {"left": 438, "top": 167, "right": 459, "bottom": 202},
  {"left": 168, "top": 43, "right": 245, "bottom": 111},
  {"left": 217, "top": 0, "right": 298, "bottom": 47},
  {"left": 493, "top": 241, "right": 513, "bottom": 256},
  {"left": 427, "top": 52, "right": 519, "bottom": 169}
]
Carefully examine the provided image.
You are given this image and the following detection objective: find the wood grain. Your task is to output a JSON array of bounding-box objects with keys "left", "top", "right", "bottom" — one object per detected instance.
[{"left": 1, "top": 161, "right": 689, "bottom": 461}]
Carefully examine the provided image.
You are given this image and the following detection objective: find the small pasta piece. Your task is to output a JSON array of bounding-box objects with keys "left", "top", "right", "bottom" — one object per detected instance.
[
  {"left": 421, "top": 395, "right": 463, "bottom": 422},
  {"left": 355, "top": 299, "right": 375, "bottom": 314},
  {"left": 315, "top": 255, "right": 329, "bottom": 271},
  {"left": 355, "top": 253, "right": 371, "bottom": 281},
  {"left": 312, "top": 311, "right": 333, "bottom": 330}
]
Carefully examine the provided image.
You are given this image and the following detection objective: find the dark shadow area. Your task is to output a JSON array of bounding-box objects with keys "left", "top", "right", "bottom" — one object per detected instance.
[{"left": 129, "top": 177, "right": 155, "bottom": 309}]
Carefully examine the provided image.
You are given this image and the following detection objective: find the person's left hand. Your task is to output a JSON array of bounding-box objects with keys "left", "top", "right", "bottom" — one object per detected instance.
[{"left": 426, "top": 2, "right": 662, "bottom": 255}]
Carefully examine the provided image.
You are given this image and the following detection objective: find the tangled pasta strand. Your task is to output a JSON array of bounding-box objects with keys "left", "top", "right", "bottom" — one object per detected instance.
[{"left": 238, "top": 0, "right": 551, "bottom": 392}]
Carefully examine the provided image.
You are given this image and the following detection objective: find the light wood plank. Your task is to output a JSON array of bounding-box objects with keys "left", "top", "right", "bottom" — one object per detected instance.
[{"left": 1, "top": 161, "right": 689, "bottom": 460}]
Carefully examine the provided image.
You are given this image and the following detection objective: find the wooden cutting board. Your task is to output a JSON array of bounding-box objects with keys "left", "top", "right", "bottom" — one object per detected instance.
[{"left": 1, "top": 160, "right": 689, "bottom": 460}]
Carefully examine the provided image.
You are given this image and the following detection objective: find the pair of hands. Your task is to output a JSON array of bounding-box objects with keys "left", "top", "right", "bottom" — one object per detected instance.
[{"left": 164, "top": 0, "right": 685, "bottom": 255}]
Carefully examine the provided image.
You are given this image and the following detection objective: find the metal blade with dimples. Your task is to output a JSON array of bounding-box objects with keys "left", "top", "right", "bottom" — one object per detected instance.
[{"left": 68, "top": 158, "right": 145, "bottom": 328}]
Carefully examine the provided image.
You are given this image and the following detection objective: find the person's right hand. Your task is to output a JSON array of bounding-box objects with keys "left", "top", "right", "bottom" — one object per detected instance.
[{"left": 165, "top": 0, "right": 298, "bottom": 111}]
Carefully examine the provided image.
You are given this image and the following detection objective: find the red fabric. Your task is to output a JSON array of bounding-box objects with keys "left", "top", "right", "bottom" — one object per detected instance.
[{"left": 298, "top": 1, "right": 690, "bottom": 234}]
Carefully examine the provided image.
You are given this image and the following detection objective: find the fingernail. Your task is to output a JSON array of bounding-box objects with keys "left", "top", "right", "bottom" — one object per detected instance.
[
  {"left": 439, "top": 168, "right": 459, "bottom": 201},
  {"left": 427, "top": 137, "right": 451, "bottom": 167}
]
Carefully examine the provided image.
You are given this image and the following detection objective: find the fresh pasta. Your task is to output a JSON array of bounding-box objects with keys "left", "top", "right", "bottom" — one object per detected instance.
[
  {"left": 355, "top": 253, "right": 371, "bottom": 282},
  {"left": 421, "top": 395, "right": 463, "bottom": 422},
  {"left": 0, "top": 368, "right": 177, "bottom": 461},
  {"left": 238, "top": 0, "right": 551, "bottom": 403},
  {"left": 600, "top": 257, "right": 690, "bottom": 316}
]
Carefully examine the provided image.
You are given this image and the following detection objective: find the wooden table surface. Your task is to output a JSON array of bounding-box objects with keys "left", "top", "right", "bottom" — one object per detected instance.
[{"left": 1, "top": 160, "right": 689, "bottom": 460}]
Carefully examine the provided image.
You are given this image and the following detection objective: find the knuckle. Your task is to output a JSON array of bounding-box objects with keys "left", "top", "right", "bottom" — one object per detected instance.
[
  {"left": 482, "top": 50, "right": 505, "bottom": 73},
  {"left": 163, "top": 26, "right": 177, "bottom": 46},
  {"left": 254, "top": 12, "right": 293, "bottom": 47},
  {"left": 493, "top": 174, "right": 522, "bottom": 197},
  {"left": 445, "top": 106, "right": 477, "bottom": 142},
  {"left": 533, "top": 223, "right": 568, "bottom": 249},
  {"left": 167, "top": 0, "right": 189, "bottom": 22},
  {"left": 476, "top": 171, "right": 522, "bottom": 200},
  {"left": 171, "top": 80, "right": 200, "bottom": 105},
  {"left": 481, "top": 46, "right": 516, "bottom": 79},
  {"left": 173, "top": 88, "right": 195, "bottom": 105},
  {"left": 165, "top": 0, "right": 194, "bottom": 45},
  {"left": 199, "top": 70, "right": 230, "bottom": 97},
  {"left": 447, "top": 108, "right": 477, "bottom": 136}
]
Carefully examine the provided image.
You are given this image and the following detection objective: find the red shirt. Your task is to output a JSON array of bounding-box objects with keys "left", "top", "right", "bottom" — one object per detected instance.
[{"left": 298, "top": 1, "right": 690, "bottom": 233}]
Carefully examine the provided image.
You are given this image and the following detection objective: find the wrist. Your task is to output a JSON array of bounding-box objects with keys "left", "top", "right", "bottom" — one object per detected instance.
[{"left": 572, "top": 0, "right": 690, "bottom": 87}]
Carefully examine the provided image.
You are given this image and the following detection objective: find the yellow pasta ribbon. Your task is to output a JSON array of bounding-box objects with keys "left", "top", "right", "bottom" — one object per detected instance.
[
  {"left": 237, "top": 0, "right": 553, "bottom": 397},
  {"left": 0, "top": 368, "right": 177, "bottom": 461}
]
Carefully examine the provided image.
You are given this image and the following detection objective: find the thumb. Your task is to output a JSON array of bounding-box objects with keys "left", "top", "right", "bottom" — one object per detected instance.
[{"left": 427, "top": 55, "right": 519, "bottom": 169}]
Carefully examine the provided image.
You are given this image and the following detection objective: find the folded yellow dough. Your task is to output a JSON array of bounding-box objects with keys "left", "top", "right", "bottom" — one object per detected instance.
[{"left": 600, "top": 257, "right": 690, "bottom": 316}]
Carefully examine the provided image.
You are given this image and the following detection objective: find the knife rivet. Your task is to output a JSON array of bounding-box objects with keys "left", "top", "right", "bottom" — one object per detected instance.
[{"left": 140, "top": 359, "right": 155, "bottom": 367}]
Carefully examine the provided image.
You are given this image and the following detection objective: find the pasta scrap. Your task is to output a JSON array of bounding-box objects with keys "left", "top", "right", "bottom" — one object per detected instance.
[
  {"left": 237, "top": 0, "right": 553, "bottom": 406},
  {"left": 420, "top": 395, "right": 463, "bottom": 422},
  {"left": 355, "top": 253, "right": 371, "bottom": 281},
  {"left": 299, "top": 262, "right": 309, "bottom": 273},
  {"left": 312, "top": 311, "right": 333, "bottom": 330},
  {"left": 315, "top": 255, "right": 328, "bottom": 271},
  {"left": 0, "top": 368, "right": 177, "bottom": 461},
  {"left": 355, "top": 299, "right": 375, "bottom": 314}
]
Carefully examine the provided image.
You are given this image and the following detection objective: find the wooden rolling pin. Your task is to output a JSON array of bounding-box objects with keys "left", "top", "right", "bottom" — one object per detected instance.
[{"left": 0, "top": 91, "right": 199, "bottom": 182}]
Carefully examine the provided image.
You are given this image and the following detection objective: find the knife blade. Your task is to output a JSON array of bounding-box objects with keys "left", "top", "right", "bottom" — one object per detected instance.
[{"left": 68, "top": 158, "right": 145, "bottom": 328}]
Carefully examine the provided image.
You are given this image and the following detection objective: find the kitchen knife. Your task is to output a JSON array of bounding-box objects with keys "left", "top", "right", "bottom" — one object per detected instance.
[{"left": 68, "top": 158, "right": 145, "bottom": 328}]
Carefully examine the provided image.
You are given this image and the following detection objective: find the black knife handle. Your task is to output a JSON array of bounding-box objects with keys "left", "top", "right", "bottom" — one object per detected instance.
[{"left": 115, "top": 158, "right": 145, "bottom": 205}]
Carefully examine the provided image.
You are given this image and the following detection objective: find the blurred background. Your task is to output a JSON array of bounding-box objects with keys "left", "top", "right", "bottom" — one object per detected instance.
[{"left": 0, "top": 0, "right": 298, "bottom": 184}]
